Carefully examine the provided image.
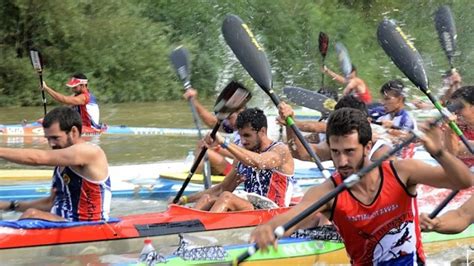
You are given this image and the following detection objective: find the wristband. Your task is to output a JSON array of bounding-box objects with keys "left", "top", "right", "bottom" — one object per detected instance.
[
  {"left": 181, "top": 195, "right": 188, "bottom": 205},
  {"left": 221, "top": 137, "right": 231, "bottom": 149}
]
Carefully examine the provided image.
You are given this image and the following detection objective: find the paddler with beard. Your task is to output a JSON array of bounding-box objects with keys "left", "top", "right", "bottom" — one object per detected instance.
[{"left": 250, "top": 108, "right": 472, "bottom": 265}]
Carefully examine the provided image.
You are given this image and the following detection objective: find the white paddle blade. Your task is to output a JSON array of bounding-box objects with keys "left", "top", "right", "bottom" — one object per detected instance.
[{"left": 29, "top": 50, "right": 43, "bottom": 72}]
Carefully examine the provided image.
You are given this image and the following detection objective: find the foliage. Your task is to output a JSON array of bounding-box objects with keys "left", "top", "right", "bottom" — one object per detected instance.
[{"left": 0, "top": 0, "right": 473, "bottom": 106}]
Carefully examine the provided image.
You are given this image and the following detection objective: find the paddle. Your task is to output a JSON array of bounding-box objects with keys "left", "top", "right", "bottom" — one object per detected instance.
[
  {"left": 28, "top": 49, "right": 46, "bottom": 116},
  {"left": 283, "top": 86, "right": 336, "bottom": 116},
  {"left": 335, "top": 42, "right": 352, "bottom": 79},
  {"left": 234, "top": 113, "right": 451, "bottom": 265},
  {"left": 172, "top": 81, "right": 252, "bottom": 204},
  {"left": 434, "top": 5, "right": 457, "bottom": 70},
  {"left": 377, "top": 19, "right": 472, "bottom": 154},
  {"left": 170, "top": 46, "right": 212, "bottom": 189},
  {"left": 222, "top": 14, "right": 331, "bottom": 179},
  {"left": 377, "top": 19, "right": 473, "bottom": 219},
  {"left": 318, "top": 32, "right": 329, "bottom": 87}
]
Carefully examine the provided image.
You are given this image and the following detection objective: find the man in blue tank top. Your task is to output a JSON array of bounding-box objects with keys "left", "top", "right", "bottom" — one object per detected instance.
[{"left": 0, "top": 107, "right": 111, "bottom": 222}]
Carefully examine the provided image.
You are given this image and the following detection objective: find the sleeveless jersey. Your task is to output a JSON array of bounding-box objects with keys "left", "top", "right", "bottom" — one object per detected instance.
[
  {"left": 357, "top": 87, "right": 372, "bottom": 104},
  {"left": 73, "top": 89, "right": 101, "bottom": 130},
  {"left": 236, "top": 142, "right": 294, "bottom": 207},
  {"left": 50, "top": 166, "right": 111, "bottom": 222},
  {"left": 330, "top": 161, "right": 425, "bottom": 265},
  {"left": 458, "top": 124, "right": 474, "bottom": 168}
]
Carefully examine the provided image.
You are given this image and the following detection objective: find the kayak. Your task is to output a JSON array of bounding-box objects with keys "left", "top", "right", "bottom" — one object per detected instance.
[
  {"left": 146, "top": 224, "right": 474, "bottom": 265},
  {"left": 0, "top": 205, "right": 289, "bottom": 261},
  {"left": 1, "top": 201, "right": 472, "bottom": 265},
  {"left": 0, "top": 122, "right": 212, "bottom": 137}
]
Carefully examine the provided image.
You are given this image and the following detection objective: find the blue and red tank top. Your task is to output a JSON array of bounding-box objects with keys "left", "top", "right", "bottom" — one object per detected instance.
[
  {"left": 73, "top": 89, "right": 101, "bottom": 130},
  {"left": 236, "top": 142, "right": 295, "bottom": 207},
  {"left": 50, "top": 166, "right": 111, "bottom": 222},
  {"left": 330, "top": 161, "right": 425, "bottom": 265}
]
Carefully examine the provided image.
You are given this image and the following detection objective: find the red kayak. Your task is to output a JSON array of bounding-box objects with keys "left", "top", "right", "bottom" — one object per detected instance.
[{"left": 0, "top": 205, "right": 289, "bottom": 259}]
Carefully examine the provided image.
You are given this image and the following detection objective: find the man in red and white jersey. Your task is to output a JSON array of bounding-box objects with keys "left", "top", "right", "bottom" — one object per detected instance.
[
  {"left": 43, "top": 73, "right": 101, "bottom": 131},
  {"left": 0, "top": 107, "right": 111, "bottom": 222},
  {"left": 250, "top": 108, "right": 472, "bottom": 265}
]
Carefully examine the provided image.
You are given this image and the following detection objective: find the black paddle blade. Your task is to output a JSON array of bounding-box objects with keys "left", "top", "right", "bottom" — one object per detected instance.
[
  {"left": 222, "top": 14, "right": 273, "bottom": 92},
  {"left": 335, "top": 42, "right": 352, "bottom": 78},
  {"left": 283, "top": 86, "right": 336, "bottom": 115},
  {"left": 29, "top": 48, "right": 43, "bottom": 72},
  {"left": 318, "top": 32, "right": 329, "bottom": 58},
  {"left": 434, "top": 5, "right": 457, "bottom": 64},
  {"left": 377, "top": 19, "right": 429, "bottom": 91},
  {"left": 170, "top": 46, "right": 191, "bottom": 88},
  {"left": 214, "top": 80, "right": 252, "bottom": 120}
]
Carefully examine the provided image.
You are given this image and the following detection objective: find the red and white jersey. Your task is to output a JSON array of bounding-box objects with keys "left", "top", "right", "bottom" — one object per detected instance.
[
  {"left": 73, "top": 89, "right": 100, "bottom": 130},
  {"left": 330, "top": 161, "right": 425, "bottom": 265}
]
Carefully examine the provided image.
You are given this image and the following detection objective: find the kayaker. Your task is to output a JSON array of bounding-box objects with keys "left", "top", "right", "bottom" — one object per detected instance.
[
  {"left": 177, "top": 108, "right": 295, "bottom": 211},
  {"left": 183, "top": 88, "right": 244, "bottom": 175},
  {"left": 412, "top": 69, "right": 462, "bottom": 109},
  {"left": 376, "top": 79, "right": 417, "bottom": 133},
  {"left": 43, "top": 73, "right": 102, "bottom": 132},
  {"left": 250, "top": 108, "right": 472, "bottom": 265},
  {"left": 322, "top": 65, "right": 372, "bottom": 104},
  {"left": 419, "top": 195, "right": 473, "bottom": 234},
  {"left": 443, "top": 86, "right": 474, "bottom": 168},
  {"left": 0, "top": 107, "right": 111, "bottom": 222}
]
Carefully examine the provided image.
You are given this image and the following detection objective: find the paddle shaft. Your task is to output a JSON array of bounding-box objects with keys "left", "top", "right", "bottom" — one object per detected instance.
[
  {"left": 38, "top": 72, "right": 47, "bottom": 116},
  {"left": 173, "top": 122, "right": 220, "bottom": 204},
  {"left": 266, "top": 91, "right": 331, "bottom": 178},
  {"left": 237, "top": 130, "right": 422, "bottom": 265},
  {"left": 186, "top": 95, "right": 212, "bottom": 189},
  {"left": 429, "top": 190, "right": 459, "bottom": 219}
]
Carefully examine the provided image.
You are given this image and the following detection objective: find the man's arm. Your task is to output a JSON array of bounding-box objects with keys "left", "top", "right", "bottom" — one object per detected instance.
[
  {"left": 419, "top": 196, "right": 473, "bottom": 234},
  {"left": 397, "top": 126, "right": 473, "bottom": 190},
  {"left": 0, "top": 188, "right": 56, "bottom": 212},
  {"left": 249, "top": 180, "right": 335, "bottom": 251},
  {"left": 43, "top": 82, "right": 88, "bottom": 105},
  {"left": 322, "top": 66, "right": 346, "bottom": 84},
  {"left": 221, "top": 138, "right": 288, "bottom": 170},
  {"left": 183, "top": 88, "right": 218, "bottom": 127},
  {"left": 295, "top": 121, "right": 327, "bottom": 133},
  {"left": 286, "top": 126, "right": 331, "bottom": 161},
  {"left": 0, "top": 143, "right": 102, "bottom": 168}
]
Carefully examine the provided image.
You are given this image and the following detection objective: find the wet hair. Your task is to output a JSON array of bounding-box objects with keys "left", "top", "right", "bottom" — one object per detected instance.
[
  {"left": 236, "top": 108, "right": 267, "bottom": 131},
  {"left": 317, "top": 87, "right": 339, "bottom": 101},
  {"left": 72, "top": 73, "right": 87, "bottom": 80},
  {"left": 451, "top": 86, "right": 474, "bottom": 105},
  {"left": 351, "top": 64, "right": 357, "bottom": 73},
  {"left": 326, "top": 108, "right": 371, "bottom": 146},
  {"left": 334, "top": 95, "right": 368, "bottom": 116},
  {"left": 42, "top": 106, "right": 82, "bottom": 134},
  {"left": 380, "top": 79, "right": 405, "bottom": 99}
]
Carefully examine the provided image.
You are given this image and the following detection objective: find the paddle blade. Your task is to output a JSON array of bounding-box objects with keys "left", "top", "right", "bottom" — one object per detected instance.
[
  {"left": 170, "top": 46, "right": 191, "bottom": 88},
  {"left": 318, "top": 32, "right": 329, "bottom": 58},
  {"left": 335, "top": 42, "right": 352, "bottom": 78},
  {"left": 434, "top": 5, "right": 457, "bottom": 64},
  {"left": 222, "top": 14, "right": 273, "bottom": 92},
  {"left": 283, "top": 86, "right": 336, "bottom": 115},
  {"left": 377, "top": 19, "right": 429, "bottom": 91},
  {"left": 214, "top": 80, "right": 252, "bottom": 120},
  {"left": 29, "top": 49, "right": 43, "bottom": 72}
]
